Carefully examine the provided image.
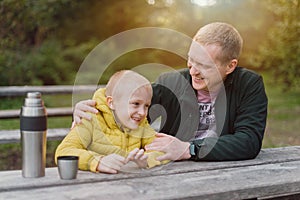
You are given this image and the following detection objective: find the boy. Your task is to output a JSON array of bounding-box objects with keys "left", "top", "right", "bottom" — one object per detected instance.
[{"left": 55, "top": 70, "right": 166, "bottom": 174}]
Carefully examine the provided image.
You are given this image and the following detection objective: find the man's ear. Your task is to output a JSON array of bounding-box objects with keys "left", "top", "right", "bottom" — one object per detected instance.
[
  {"left": 106, "top": 96, "right": 114, "bottom": 110},
  {"left": 226, "top": 59, "right": 238, "bottom": 75}
]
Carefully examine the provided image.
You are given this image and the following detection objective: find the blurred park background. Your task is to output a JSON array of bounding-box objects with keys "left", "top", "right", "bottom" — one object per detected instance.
[{"left": 0, "top": 0, "right": 299, "bottom": 170}]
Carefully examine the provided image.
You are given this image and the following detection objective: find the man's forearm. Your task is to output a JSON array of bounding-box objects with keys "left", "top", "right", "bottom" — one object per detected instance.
[{"left": 192, "top": 133, "right": 261, "bottom": 161}]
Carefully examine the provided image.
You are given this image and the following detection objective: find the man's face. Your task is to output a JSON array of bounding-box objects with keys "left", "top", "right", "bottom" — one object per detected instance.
[
  {"left": 187, "top": 42, "right": 228, "bottom": 92},
  {"left": 113, "top": 86, "right": 152, "bottom": 130}
]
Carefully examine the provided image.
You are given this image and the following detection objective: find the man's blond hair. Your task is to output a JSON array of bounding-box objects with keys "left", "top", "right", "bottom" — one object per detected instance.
[{"left": 194, "top": 22, "right": 243, "bottom": 65}]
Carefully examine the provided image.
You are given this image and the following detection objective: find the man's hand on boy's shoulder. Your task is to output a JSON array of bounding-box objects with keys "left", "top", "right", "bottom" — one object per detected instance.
[{"left": 73, "top": 99, "right": 98, "bottom": 124}]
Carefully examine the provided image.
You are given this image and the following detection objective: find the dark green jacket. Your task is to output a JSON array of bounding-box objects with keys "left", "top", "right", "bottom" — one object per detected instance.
[{"left": 149, "top": 67, "right": 268, "bottom": 161}]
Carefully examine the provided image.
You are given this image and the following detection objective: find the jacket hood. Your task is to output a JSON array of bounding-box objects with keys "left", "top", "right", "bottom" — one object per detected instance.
[{"left": 92, "top": 88, "right": 111, "bottom": 114}]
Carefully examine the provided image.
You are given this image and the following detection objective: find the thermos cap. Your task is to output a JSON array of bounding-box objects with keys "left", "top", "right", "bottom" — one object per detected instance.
[
  {"left": 27, "top": 92, "right": 41, "bottom": 99},
  {"left": 24, "top": 92, "right": 43, "bottom": 107},
  {"left": 21, "top": 92, "right": 47, "bottom": 117}
]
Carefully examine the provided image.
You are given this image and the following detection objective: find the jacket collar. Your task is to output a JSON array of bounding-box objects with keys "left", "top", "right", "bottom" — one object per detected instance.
[{"left": 223, "top": 67, "right": 237, "bottom": 88}]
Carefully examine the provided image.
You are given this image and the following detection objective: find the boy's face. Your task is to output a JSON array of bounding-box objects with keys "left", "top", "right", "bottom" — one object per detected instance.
[{"left": 113, "top": 86, "right": 152, "bottom": 130}]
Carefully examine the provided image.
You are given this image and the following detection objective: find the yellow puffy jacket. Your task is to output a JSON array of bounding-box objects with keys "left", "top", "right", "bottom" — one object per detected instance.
[{"left": 55, "top": 88, "right": 166, "bottom": 172}]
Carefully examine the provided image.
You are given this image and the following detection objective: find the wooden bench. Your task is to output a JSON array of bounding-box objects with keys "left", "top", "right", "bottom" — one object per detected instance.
[
  {"left": 0, "top": 146, "right": 299, "bottom": 199},
  {"left": 0, "top": 85, "right": 101, "bottom": 97},
  {"left": 0, "top": 85, "right": 104, "bottom": 118}
]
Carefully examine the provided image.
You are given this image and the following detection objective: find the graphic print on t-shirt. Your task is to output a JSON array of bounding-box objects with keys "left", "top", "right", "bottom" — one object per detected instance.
[{"left": 195, "top": 102, "right": 217, "bottom": 139}]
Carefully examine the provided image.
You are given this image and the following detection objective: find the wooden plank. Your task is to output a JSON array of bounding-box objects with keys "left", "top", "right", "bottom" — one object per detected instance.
[
  {"left": 0, "top": 159, "right": 300, "bottom": 199},
  {"left": 0, "top": 128, "right": 69, "bottom": 144},
  {"left": 0, "top": 85, "right": 105, "bottom": 97},
  {"left": 0, "top": 107, "right": 73, "bottom": 119}
]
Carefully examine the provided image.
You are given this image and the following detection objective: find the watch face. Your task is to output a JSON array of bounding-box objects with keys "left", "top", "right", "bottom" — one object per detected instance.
[{"left": 190, "top": 143, "right": 196, "bottom": 156}]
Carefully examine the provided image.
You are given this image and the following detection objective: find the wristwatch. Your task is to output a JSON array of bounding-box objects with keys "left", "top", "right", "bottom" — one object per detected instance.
[{"left": 189, "top": 142, "right": 197, "bottom": 160}]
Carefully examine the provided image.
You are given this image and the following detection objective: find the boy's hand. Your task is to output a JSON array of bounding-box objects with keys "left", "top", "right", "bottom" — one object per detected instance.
[
  {"left": 97, "top": 154, "right": 126, "bottom": 174},
  {"left": 126, "top": 148, "right": 148, "bottom": 168}
]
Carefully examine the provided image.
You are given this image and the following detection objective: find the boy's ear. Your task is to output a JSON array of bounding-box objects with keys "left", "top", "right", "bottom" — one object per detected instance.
[
  {"left": 225, "top": 59, "right": 238, "bottom": 75},
  {"left": 106, "top": 96, "right": 114, "bottom": 110}
]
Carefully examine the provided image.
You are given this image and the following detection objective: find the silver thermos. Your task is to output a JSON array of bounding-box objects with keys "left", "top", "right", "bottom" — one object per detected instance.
[{"left": 20, "top": 92, "right": 47, "bottom": 178}]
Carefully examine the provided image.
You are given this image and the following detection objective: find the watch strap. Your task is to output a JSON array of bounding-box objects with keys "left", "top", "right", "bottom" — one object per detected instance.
[{"left": 189, "top": 142, "right": 197, "bottom": 160}]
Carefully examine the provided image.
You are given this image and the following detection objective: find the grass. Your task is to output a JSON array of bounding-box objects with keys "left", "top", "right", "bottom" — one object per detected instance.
[
  {"left": 0, "top": 71, "right": 299, "bottom": 170},
  {"left": 0, "top": 140, "right": 60, "bottom": 171},
  {"left": 262, "top": 72, "right": 300, "bottom": 148}
]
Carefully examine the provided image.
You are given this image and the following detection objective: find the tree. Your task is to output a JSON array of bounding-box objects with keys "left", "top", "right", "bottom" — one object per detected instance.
[
  {"left": 0, "top": 0, "right": 93, "bottom": 85},
  {"left": 251, "top": 0, "right": 300, "bottom": 90}
]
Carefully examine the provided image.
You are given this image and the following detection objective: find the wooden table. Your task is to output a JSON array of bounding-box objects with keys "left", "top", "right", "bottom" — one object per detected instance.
[{"left": 1, "top": 146, "right": 300, "bottom": 200}]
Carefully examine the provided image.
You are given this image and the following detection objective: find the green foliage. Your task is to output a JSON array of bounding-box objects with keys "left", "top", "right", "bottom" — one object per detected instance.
[
  {"left": 0, "top": 0, "right": 96, "bottom": 85},
  {"left": 1, "top": 40, "right": 71, "bottom": 85},
  {"left": 250, "top": 0, "right": 300, "bottom": 90}
]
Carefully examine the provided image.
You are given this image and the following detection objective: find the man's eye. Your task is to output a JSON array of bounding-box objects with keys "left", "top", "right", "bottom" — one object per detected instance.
[{"left": 132, "top": 102, "right": 139, "bottom": 106}]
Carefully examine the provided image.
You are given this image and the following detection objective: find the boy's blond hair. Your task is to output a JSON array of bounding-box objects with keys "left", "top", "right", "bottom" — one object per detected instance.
[{"left": 105, "top": 70, "right": 152, "bottom": 99}]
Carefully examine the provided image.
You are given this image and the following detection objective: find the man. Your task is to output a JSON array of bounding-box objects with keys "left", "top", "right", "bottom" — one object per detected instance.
[{"left": 73, "top": 22, "right": 268, "bottom": 162}]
